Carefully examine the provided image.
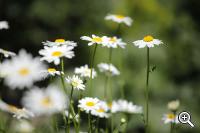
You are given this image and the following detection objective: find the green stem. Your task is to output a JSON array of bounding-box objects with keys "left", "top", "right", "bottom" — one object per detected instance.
[
  {"left": 77, "top": 92, "right": 83, "bottom": 132},
  {"left": 145, "top": 47, "right": 150, "bottom": 133},
  {"left": 95, "top": 118, "right": 99, "bottom": 133},
  {"left": 88, "top": 113, "right": 92, "bottom": 133},
  {"left": 52, "top": 115, "right": 58, "bottom": 132},
  {"left": 67, "top": 87, "right": 74, "bottom": 132}
]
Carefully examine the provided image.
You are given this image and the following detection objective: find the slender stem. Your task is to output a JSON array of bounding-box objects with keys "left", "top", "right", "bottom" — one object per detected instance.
[
  {"left": 95, "top": 118, "right": 99, "bottom": 133},
  {"left": 145, "top": 47, "right": 150, "bottom": 132},
  {"left": 67, "top": 87, "right": 74, "bottom": 131},
  {"left": 88, "top": 113, "right": 92, "bottom": 133},
  {"left": 77, "top": 92, "right": 83, "bottom": 132},
  {"left": 52, "top": 115, "right": 58, "bottom": 132},
  {"left": 170, "top": 122, "right": 173, "bottom": 133},
  {"left": 89, "top": 44, "right": 98, "bottom": 96}
]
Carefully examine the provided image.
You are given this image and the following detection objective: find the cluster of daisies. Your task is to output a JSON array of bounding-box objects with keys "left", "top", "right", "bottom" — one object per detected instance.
[{"left": 0, "top": 13, "right": 165, "bottom": 132}]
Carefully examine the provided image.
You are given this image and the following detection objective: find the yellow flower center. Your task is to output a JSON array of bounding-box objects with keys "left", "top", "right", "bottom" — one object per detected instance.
[
  {"left": 107, "top": 103, "right": 112, "bottom": 108},
  {"left": 92, "top": 37, "right": 102, "bottom": 43},
  {"left": 52, "top": 51, "right": 63, "bottom": 57},
  {"left": 48, "top": 68, "right": 56, "bottom": 73},
  {"left": 86, "top": 101, "right": 95, "bottom": 107},
  {"left": 116, "top": 15, "right": 125, "bottom": 19},
  {"left": 18, "top": 68, "right": 30, "bottom": 76},
  {"left": 97, "top": 108, "right": 105, "bottom": 113},
  {"left": 109, "top": 37, "right": 117, "bottom": 43},
  {"left": 41, "top": 97, "right": 52, "bottom": 107},
  {"left": 143, "top": 35, "right": 154, "bottom": 42},
  {"left": 72, "top": 81, "right": 79, "bottom": 87},
  {"left": 55, "top": 39, "right": 65, "bottom": 43},
  {"left": 167, "top": 114, "right": 175, "bottom": 119}
]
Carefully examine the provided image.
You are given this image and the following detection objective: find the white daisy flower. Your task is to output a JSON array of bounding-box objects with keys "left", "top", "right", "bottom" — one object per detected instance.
[
  {"left": 0, "top": 99, "right": 34, "bottom": 119},
  {"left": 167, "top": 100, "right": 180, "bottom": 111},
  {"left": 0, "top": 48, "right": 16, "bottom": 58},
  {"left": 74, "top": 65, "right": 97, "bottom": 79},
  {"left": 111, "top": 99, "right": 143, "bottom": 114},
  {"left": 80, "top": 35, "right": 104, "bottom": 46},
  {"left": 66, "top": 75, "right": 85, "bottom": 91},
  {"left": 40, "top": 68, "right": 63, "bottom": 78},
  {"left": 13, "top": 120, "right": 34, "bottom": 133},
  {"left": 102, "top": 36, "right": 126, "bottom": 49},
  {"left": 42, "top": 39, "right": 77, "bottom": 47},
  {"left": 0, "top": 21, "right": 9, "bottom": 30},
  {"left": 98, "top": 63, "right": 120, "bottom": 76},
  {"left": 105, "top": 14, "right": 133, "bottom": 26},
  {"left": 0, "top": 49, "right": 46, "bottom": 89},
  {"left": 91, "top": 101, "right": 110, "bottom": 118},
  {"left": 22, "top": 85, "right": 68, "bottom": 116},
  {"left": 39, "top": 45, "right": 75, "bottom": 65},
  {"left": 133, "top": 35, "right": 163, "bottom": 48},
  {"left": 162, "top": 113, "right": 179, "bottom": 124},
  {"left": 78, "top": 97, "right": 100, "bottom": 113}
]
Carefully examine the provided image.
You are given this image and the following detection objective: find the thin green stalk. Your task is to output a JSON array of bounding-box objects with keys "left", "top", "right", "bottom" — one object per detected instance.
[
  {"left": 145, "top": 47, "right": 150, "bottom": 133},
  {"left": 52, "top": 115, "right": 58, "bottom": 132},
  {"left": 95, "top": 118, "right": 99, "bottom": 133},
  {"left": 89, "top": 44, "right": 98, "bottom": 96},
  {"left": 77, "top": 92, "right": 83, "bottom": 132},
  {"left": 88, "top": 113, "right": 92, "bottom": 133},
  {"left": 67, "top": 87, "right": 74, "bottom": 133}
]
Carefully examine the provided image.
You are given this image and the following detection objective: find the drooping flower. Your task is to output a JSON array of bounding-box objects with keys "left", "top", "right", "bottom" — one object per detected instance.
[
  {"left": 111, "top": 99, "right": 143, "bottom": 114},
  {"left": 40, "top": 68, "right": 63, "bottom": 78},
  {"left": 80, "top": 35, "right": 104, "bottom": 46},
  {"left": 102, "top": 36, "right": 126, "bottom": 49},
  {"left": 78, "top": 97, "right": 100, "bottom": 113},
  {"left": 98, "top": 63, "right": 120, "bottom": 76},
  {"left": 133, "top": 35, "right": 163, "bottom": 48},
  {"left": 0, "top": 49, "right": 46, "bottom": 89},
  {"left": 0, "top": 48, "right": 16, "bottom": 58},
  {"left": 66, "top": 75, "right": 85, "bottom": 91},
  {"left": 162, "top": 113, "right": 179, "bottom": 124},
  {"left": 0, "top": 21, "right": 9, "bottom": 30},
  {"left": 91, "top": 101, "right": 110, "bottom": 118},
  {"left": 22, "top": 85, "right": 68, "bottom": 116},
  {"left": 0, "top": 99, "right": 34, "bottom": 119},
  {"left": 74, "top": 65, "right": 97, "bottom": 79},
  {"left": 39, "top": 45, "right": 75, "bottom": 65},
  {"left": 167, "top": 100, "right": 180, "bottom": 111},
  {"left": 105, "top": 14, "right": 133, "bottom": 26},
  {"left": 42, "top": 39, "right": 77, "bottom": 47}
]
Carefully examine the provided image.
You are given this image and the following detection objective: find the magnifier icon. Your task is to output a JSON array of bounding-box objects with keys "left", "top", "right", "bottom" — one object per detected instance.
[{"left": 178, "top": 111, "right": 194, "bottom": 128}]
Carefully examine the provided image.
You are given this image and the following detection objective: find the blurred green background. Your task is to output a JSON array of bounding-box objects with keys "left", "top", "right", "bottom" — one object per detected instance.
[{"left": 0, "top": 0, "right": 200, "bottom": 132}]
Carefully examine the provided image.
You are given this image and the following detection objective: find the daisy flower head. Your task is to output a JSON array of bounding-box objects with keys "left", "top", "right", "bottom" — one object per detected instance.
[
  {"left": 133, "top": 35, "right": 163, "bottom": 48},
  {"left": 22, "top": 85, "right": 68, "bottom": 116},
  {"left": 39, "top": 45, "right": 75, "bottom": 65},
  {"left": 0, "top": 48, "right": 16, "bottom": 58},
  {"left": 167, "top": 100, "right": 180, "bottom": 112},
  {"left": 98, "top": 63, "right": 120, "bottom": 76},
  {"left": 78, "top": 97, "right": 100, "bottom": 113},
  {"left": 105, "top": 14, "right": 133, "bottom": 26},
  {"left": 81, "top": 35, "right": 103, "bottom": 46},
  {"left": 111, "top": 99, "right": 143, "bottom": 114},
  {"left": 40, "top": 68, "right": 63, "bottom": 78},
  {"left": 74, "top": 65, "right": 97, "bottom": 79},
  {"left": 42, "top": 39, "right": 77, "bottom": 47},
  {"left": 162, "top": 113, "right": 179, "bottom": 124},
  {"left": 66, "top": 75, "right": 85, "bottom": 91},
  {"left": 91, "top": 101, "right": 110, "bottom": 118},
  {"left": 102, "top": 36, "right": 126, "bottom": 49},
  {"left": 0, "top": 49, "right": 46, "bottom": 89},
  {"left": 0, "top": 21, "right": 9, "bottom": 30}
]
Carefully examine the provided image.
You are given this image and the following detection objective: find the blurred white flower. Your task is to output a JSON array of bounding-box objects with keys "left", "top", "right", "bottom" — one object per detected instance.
[
  {"left": 0, "top": 99, "right": 34, "bottom": 119},
  {"left": 105, "top": 14, "right": 133, "bottom": 26},
  {"left": 91, "top": 101, "right": 110, "bottom": 118},
  {"left": 66, "top": 75, "right": 85, "bottom": 91},
  {"left": 0, "top": 48, "right": 16, "bottom": 58},
  {"left": 111, "top": 99, "right": 143, "bottom": 114},
  {"left": 74, "top": 65, "right": 97, "bottom": 79},
  {"left": 22, "top": 85, "right": 68, "bottom": 116},
  {"left": 0, "top": 21, "right": 9, "bottom": 29},
  {"left": 133, "top": 35, "right": 163, "bottom": 48},
  {"left": 13, "top": 120, "right": 34, "bottom": 133},
  {"left": 167, "top": 100, "right": 180, "bottom": 111},
  {"left": 0, "top": 49, "right": 46, "bottom": 89},
  {"left": 162, "top": 113, "right": 179, "bottom": 124},
  {"left": 39, "top": 45, "right": 75, "bottom": 65},
  {"left": 42, "top": 39, "right": 77, "bottom": 47},
  {"left": 102, "top": 36, "right": 126, "bottom": 49},
  {"left": 98, "top": 63, "right": 120, "bottom": 76},
  {"left": 78, "top": 97, "right": 99, "bottom": 113},
  {"left": 40, "top": 68, "right": 63, "bottom": 78},
  {"left": 81, "top": 35, "right": 103, "bottom": 46}
]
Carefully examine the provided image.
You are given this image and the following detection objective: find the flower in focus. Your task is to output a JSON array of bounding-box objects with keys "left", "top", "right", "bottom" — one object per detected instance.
[
  {"left": 111, "top": 99, "right": 143, "bottom": 114},
  {"left": 98, "top": 63, "right": 120, "bottom": 76},
  {"left": 162, "top": 113, "right": 179, "bottom": 124},
  {"left": 0, "top": 48, "right": 16, "bottom": 58},
  {"left": 40, "top": 68, "right": 63, "bottom": 78},
  {"left": 39, "top": 45, "right": 75, "bottom": 65},
  {"left": 0, "top": 99, "right": 34, "bottom": 119},
  {"left": 102, "top": 36, "right": 126, "bottom": 49},
  {"left": 91, "top": 101, "right": 110, "bottom": 118},
  {"left": 66, "top": 75, "right": 85, "bottom": 91},
  {"left": 22, "top": 85, "right": 68, "bottom": 116},
  {"left": 133, "top": 35, "right": 163, "bottom": 48},
  {"left": 105, "top": 14, "right": 133, "bottom": 26},
  {"left": 74, "top": 65, "right": 97, "bottom": 79},
  {"left": 0, "top": 21, "right": 9, "bottom": 29},
  {"left": 42, "top": 39, "right": 77, "bottom": 47},
  {"left": 78, "top": 97, "right": 100, "bottom": 113},
  {"left": 13, "top": 120, "right": 34, "bottom": 133},
  {"left": 81, "top": 35, "right": 104, "bottom": 46},
  {"left": 167, "top": 100, "right": 180, "bottom": 111},
  {"left": 0, "top": 49, "right": 46, "bottom": 89}
]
